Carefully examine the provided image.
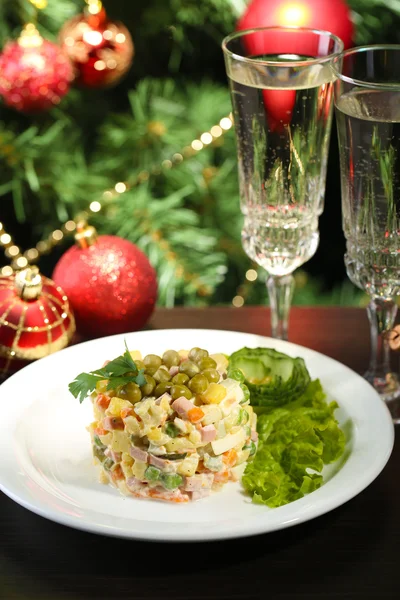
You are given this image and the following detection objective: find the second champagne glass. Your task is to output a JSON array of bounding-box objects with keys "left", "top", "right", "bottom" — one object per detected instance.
[{"left": 222, "top": 27, "right": 343, "bottom": 339}]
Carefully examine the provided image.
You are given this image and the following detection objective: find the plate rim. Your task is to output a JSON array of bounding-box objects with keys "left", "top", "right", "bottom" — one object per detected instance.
[{"left": 0, "top": 328, "right": 395, "bottom": 542}]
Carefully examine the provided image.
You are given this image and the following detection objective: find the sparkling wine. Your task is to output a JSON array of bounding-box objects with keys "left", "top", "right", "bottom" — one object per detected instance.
[
  {"left": 336, "top": 89, "right": 400, "bottom": 298},
  {"left": 227, "top": 55, "right": 335, "bottom": 276}
]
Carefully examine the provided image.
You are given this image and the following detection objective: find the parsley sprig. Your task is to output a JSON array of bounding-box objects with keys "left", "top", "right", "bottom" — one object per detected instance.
[{"left": 69, "top": 341, "right": 146, "bottom": 403}]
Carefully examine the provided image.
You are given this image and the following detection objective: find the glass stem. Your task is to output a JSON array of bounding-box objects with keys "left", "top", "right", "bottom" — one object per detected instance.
[
  {"left": 366, "top": 298, "right": 397, "bottom": 387},
  {"left": 266, "top": 274, "right": 295, "bottom": 340}
]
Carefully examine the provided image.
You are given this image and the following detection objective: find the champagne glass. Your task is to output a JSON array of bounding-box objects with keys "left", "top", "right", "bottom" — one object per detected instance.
[
  {"left": 222, "top": 27, "right": 343, "bottom": 339},
  {"left": 333, "top": 45, "right": 400, "bottom": 422}
]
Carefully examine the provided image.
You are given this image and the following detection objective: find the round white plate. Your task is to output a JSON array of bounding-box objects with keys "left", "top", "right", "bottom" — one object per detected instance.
[{"left": 0, "top": 329, "right": 394, "bottom": 542}]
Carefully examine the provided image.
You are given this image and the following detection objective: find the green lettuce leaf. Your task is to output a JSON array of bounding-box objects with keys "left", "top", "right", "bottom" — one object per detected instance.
[{"left": 242, "top": 379, "right": 345, "bottom": 507}]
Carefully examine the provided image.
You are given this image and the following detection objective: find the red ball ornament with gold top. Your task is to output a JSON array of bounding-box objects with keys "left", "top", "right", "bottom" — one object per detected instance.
[
  {"left": 59, "top": 0, "right": 134, "bottom": 88},
  {"left": 237, "top": 0, "right": 354, "bottom": 50},
  {"left": 0, "top": 267, "right": 75, "bottom": 378},
  {"left": 52, "top": 224, "right": 157, "bottom": 337},
  {"left": 0, "top": 23, "right": 74, "bottom": 113}
]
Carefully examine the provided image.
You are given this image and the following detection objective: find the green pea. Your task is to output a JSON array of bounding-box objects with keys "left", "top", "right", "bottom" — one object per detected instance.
[
  {"left": 143, "top": 354, "right": 162, "bottom": 372},
  {"left": 172, "top": 372, "right": 189, "bottom": 385},
  {"left": 161, "top": 472, "right": 183, "bottom": 490},
  {"left": 165, "top": 422, "right": 181, "bottom": 438},
  {"left": 162, "top": 349, "right": 180, "bottom": 368},
  {"left": 154, "top": 382, "right": 173, "bottom": 397},
  {"left": 170, "top": 384, "right": 193, "bottom": 400},
  {"left": 240, "top": 383, "right": 250, "bottom": 404},
  {"left": 153, "top": 367, "right": 171, "bottom": 383},
  {"left": 133, "top": 360, "right": 145, "bottom": 372},
  {"left": 140, "top": 374, "right": 156, "bottom": 396},
  {"left": 227, "top": 367, "right": 245, "bottom": 383},
  {"left": 202, "top": 368, "right": 220, "bottom": 383},
  {"left": 145, "top": 465, "right": 161, "bottom": 482},
  {"left": 237, "top": 407, "right": 249, "bottom": 425},
  {"left": 119, "top": 382, "right": 142, "bottom": 404},
  {"left": 179, "top": 360, "right": 200, "bottom": 378},
  {"left": 198, "top": 357, "right": 217, "bottom": 370},
  {"left": 188, "top": 374, "right": 209, "bottom": 394},
  {"left": 189, "top": 347, "right": 209, "bottom": 362}
]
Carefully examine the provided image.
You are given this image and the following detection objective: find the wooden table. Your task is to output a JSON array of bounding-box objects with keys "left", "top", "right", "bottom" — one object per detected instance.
[{"left": 1, "top": 307, "right": 398, "bottom": 600}]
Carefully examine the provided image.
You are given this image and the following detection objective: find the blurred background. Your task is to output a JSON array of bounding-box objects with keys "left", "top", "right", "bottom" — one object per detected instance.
[{"left": 1, "top": 0, "right": 399, "bottom": 309}]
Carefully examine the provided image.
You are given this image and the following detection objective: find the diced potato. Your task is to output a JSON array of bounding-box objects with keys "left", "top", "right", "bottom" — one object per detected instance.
[
  {"left": 201, "top": 404, "right": 222, "bottom": 425},
  {"left": 123, "top": 416, "right": 141, "bottom": 436},
  {"left": 235, "top": 448, "right": 251, "bottom": 465},
  {"left": 174, "top": 417, "right": 188, "bottom": 433},
  {"left": 211, "top": 428, "right": 246, "bottom": 455},
  {"left": 160, "top": 396, "right": 172, "bottom": 413},
  {"left": 188, "top": 429, "right": 201, "bottom": 445},
  {"left": 132, "top": 460, "right": 147, "bottom": 480},
  {"left": 93, "top": 403, "right": 105, "bottom": 422},
  {"left": 111, "top": 430, "right": 131, "bottom": 453},
  {"left": 99, "top": 469, "right": 109, "bottom": 484},
  {"left": 177, "top": 454, "right": 199, "bottom": 477},
  {"left": 129, "top": 350, "right": 142, "bottom": 361},
  {"left": 121, "top": 462, "right": 133, "bottom": 480},
  {"left": 201, "top": 383, "right": 227, "bottom": 405},
  {"left": 210, "top": 353, "right": 229, "bottom": 372},
  {"left": 223, "top": 409, "right": 239, "bottom": 432},
  {"left": 178, "top": 349, "right": 189, "bottom": 361},
  {"left": 98, "top": 432, "right": 113, "bottom": 446},
  {"left": 147, "top": 427, "right": 162, "bottom": 442},
  {"left": 122, "top": 452, "right": 134, "bottom": 466},
  {"left": 106, "top": 397, "right": 133, "bottom": 418},
  {"left": 165, "top": 437, "right": 194, "bottom": 453}
]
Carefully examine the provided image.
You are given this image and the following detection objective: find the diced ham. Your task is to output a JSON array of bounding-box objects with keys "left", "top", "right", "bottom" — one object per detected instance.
[
  {"left": 184, "top": 473, "right": 214, "bottom": 492},
  {"left": 191, "top": 489, "right": 211, "bottom": 501},
  {"left": 104, "top": 448, "right": 122, "bottom": 463},
  {"left": 251, "top": 430, "right": 258, "bottom": 442},
  {"left": 149, "top": 454, "right": 169, "bottom": 469},
  {"left": 126, "top": 477, "right": 146, "bottom": 492},
  {"left": 103, "top": 416, "right": 124, "bottom": 430},
  {"left": 169, "top": 366, "right": 180, "bottom": 377},
  {"left": 200, "top": 424, "right": 217, "bottom": 442},
  {"left": 172, "top": 396, "right": 195, "bottom": 420},
  {"left": 130, "top": 446, "right": 149, "bottom": 462}
]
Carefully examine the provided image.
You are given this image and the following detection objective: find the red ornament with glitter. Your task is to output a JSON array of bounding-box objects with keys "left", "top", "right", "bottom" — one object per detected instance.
[
  {"left": 59, "top": 0, "right": 134, "bottom": 88},
  {"left": 0, "top": 24, "right": 74, "bottom": 113},
  {"left": 0, "top": 267, "right": 75, "bottom": 378},
  {"left": 52, "top": 224, "right": 158, "bottom": 337}
]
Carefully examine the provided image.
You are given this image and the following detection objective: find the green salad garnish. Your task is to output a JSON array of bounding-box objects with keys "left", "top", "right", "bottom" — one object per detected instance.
[{"left": 230, "top": 348, "right": 345, "bottom": 508}]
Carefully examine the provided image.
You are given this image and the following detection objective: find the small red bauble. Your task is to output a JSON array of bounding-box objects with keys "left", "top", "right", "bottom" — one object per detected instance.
[
  {"left": 52, "top": 225, "right": 157, "bottom": 337},
  {"left": 0, "top": 267, "right": 75, "bottom": 378},
  {"left": 59, "top": 2, "right": 134, "bottom": 88},
  {"left": 237, "top": 0, "right": 354, "bottom": 50},
  {"left": 0, "top": 24, "right": 73, "bottom": 113}
]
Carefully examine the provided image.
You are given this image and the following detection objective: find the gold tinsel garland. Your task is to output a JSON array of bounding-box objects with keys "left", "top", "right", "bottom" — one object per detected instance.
[{"left": 0, "top": 115, "right": 242, "bottom": 301}]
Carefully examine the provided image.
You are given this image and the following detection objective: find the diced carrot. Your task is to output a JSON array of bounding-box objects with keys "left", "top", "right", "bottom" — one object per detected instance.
[
  {"left": 96, "top": 394, "right": 111, "bottom": 409},
  {"left": 213, "top": 470, "right": 230, "bottom": 484},
  {"left": 111, "top": 465, "right": 124, "bottom": 481},
  {"left": 148, "top": 489, "right": 189, "bottom": 503},
  {"left": 94, "top": 427, "right": 108, "bottom": 436},
  {"left": 187, "top": 407, "right": 205, "bottom": 423},
  {"left": 121, "top": 407, "right": 133, "bottom": 419},
  {"left": 222, "top": 449, "right": 237, "bottom": 468}
]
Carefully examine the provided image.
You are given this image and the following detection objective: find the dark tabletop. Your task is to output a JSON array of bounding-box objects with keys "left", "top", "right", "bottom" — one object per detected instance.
[{"left": 1, "top": 307, "right": 398, "bottom": 600}]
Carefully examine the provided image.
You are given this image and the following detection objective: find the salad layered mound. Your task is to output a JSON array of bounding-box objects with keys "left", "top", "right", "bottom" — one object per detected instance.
[
  {"left": 70, "top": 345, "right": 258, "bottom": 503},
  {"left": 69, "top": 344, "right": 345, "bottom": 506}
]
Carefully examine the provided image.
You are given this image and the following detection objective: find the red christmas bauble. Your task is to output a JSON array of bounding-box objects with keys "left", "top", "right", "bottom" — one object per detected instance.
[
  {"left": 237, "top": 0, "right": 354, "bottom": 50},
  {"left": 0, "top": 24, "right": 73, "bottom": 113},
  {"left": 0, "top": 267, "right": 75, "bottom": 378},
  {"left": 59, "top": 4, "right": 134, "bottom": 88},
  {"left": 52, "top": 226, "right": 157, "bottom": 337}
]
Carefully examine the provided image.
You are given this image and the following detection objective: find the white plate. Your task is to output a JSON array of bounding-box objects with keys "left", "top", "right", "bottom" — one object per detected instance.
[{"left": 0, "top": 329, "right": 394, "bottom": 542}]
